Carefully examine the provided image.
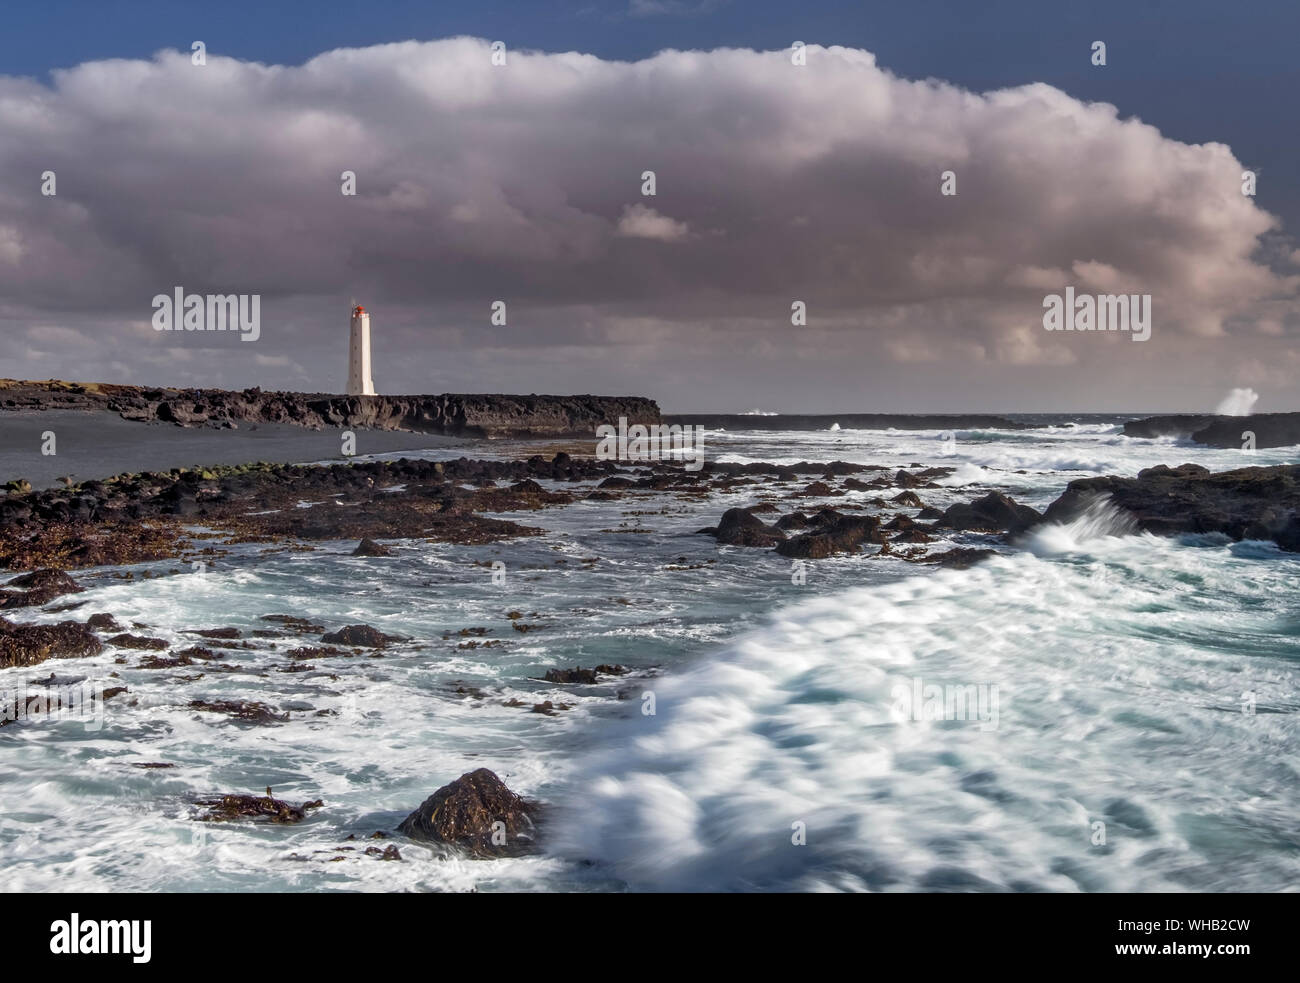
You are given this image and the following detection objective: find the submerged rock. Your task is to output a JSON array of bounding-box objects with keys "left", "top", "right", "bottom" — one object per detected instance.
[
  {"left": 351, "top": 538, "right": 394, "bottom": 557},
  {"left": 397, "top": 768, "right": 540, "bottom": 857}
]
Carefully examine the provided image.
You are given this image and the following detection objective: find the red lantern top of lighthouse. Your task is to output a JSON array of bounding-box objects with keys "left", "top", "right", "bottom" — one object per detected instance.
[{"left": 353, "top": 305, "right": 366, "bottom": 316}]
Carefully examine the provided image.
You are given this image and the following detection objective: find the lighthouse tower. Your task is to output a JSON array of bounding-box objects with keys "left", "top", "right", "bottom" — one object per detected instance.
[{"left": 347, "top": 305, "right": 376, "bottom": 396}]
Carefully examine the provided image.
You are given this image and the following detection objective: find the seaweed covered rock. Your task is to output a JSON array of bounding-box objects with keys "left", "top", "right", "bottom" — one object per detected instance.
[
  {"left": 0, "top": 618, "right": 103, "bottom": 668},
  {"left": 397, "top": 768, "right": 539, "bottom": 857},
  {"left": 197, "top": 792, "right": 323, "bottom": 824},
  {"left": 0, "top": 569, "right": 84, "bottom": 609},
  {"left": 542, "top": 664, "right": 627, "bottom": 684},
  {"left": 321, "top": 624, "right": 403, "bottom": 647}
]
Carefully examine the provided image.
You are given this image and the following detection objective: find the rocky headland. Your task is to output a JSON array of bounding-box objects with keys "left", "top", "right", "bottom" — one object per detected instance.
[
  {"left": 1122, "top": 412, "right": 1300, "bottom": 449},
  {"left": 0, "top": 379, "right": 659, "bottom": 438}
]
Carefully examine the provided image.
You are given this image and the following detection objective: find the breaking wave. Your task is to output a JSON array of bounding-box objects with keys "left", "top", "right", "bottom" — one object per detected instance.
[{"left": 550, "top": 535, "right": 1300, "bottom": 892}]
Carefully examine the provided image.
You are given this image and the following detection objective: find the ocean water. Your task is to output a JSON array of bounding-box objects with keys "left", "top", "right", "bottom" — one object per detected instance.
[{"left": 1, "top": 420, "right": 1297, "bottom": 892}]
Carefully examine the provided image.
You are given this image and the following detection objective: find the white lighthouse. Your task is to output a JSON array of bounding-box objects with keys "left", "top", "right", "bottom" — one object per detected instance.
[{"left": 347, "top": 304, "right": 376, "bottom": 396}]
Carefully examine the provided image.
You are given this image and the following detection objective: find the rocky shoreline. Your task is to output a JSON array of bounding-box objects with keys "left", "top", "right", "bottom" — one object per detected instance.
[
  {"left": 0, "top": 379, "right": 659, "bottom": 437},
  {"left": 3, "top": 452, "right": 1299, "bottom": 863},
  {"left": 2, "top": 451, "right": 1296, "bottom": 580}
]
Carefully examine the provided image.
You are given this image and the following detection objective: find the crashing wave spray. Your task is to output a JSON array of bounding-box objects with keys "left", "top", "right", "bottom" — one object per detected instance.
[
  {"left": 1214, "top": 388, "right": 1259, "bottom": 416},
  {"left": 1027, "top": 493, "right": 1139, "bottom": 555}
]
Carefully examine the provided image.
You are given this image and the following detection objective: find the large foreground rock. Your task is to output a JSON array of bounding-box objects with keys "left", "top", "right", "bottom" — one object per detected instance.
[
  {"left": 397, "top": 768, "right": 539, "bottom": 857},
  {"left": 1038, "top": 463, "right": 1300, "bottom": 550}
]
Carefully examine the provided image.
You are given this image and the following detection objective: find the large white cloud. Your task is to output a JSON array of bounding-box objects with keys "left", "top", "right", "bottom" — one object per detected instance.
[{"left": 0, "top": 38, "right": 1295, "bottom": 408}]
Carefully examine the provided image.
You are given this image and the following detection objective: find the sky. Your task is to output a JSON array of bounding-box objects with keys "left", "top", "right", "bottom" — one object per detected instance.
[{"left": 0, "top": 0, "right": 1297, "bottom": 412}]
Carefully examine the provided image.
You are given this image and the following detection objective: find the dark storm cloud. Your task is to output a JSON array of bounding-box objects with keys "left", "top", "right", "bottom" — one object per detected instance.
[{"left": 0, "top": 38, "right": 1296, "bottom": 409}]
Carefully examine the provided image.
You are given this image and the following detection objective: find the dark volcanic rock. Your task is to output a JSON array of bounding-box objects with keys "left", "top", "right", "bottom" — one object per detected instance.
[
  {"left": 0, "top": 569, "right": 84, "bottom": 609},
  {"left": 1121, "top": 415, "right": 1217, "bottom": 439},
  {"left": 185, "top": 627, "right": 242, "bottom": 639},
  {"left": 107, "top": 633, "right": 169, "bottom": 651},
  {"left": 938, "top": 492, "right": 1040, "bottom": 533},
  {"left": 1191, "top": 414, "right": 1300, "bottom": 450},
  {"left": 321, "top": 624, "right": 403, "bottom": 647},
  {"left": 0, "top": 618, "right": 104, "bottom": 667},
  {"left": 1124, "top": 412, "right": 1300, "bottom": 449},
  {"left": 0, "top": 380, "right": 661, "bottom": 438},
  {"left": 1038, "top": 463, "right": 1300, "bottom": 550},
  {"left": 775, "top": 511, "right": 810, "bottom": 531},
  {"left": 397, "top": 768, "right": 539, "bottom": 857},
  {"left": 542, "top": 664, "right": 626, "bottom": 684},
  {"left": 351, "top": 538, "right": 394, "bottom": 557},
  {"left": 776, "top": 513, "right": 885, "bottom": 559},
  {"left": 704, "top": 507, "right": 787, "bottom": 546}
]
